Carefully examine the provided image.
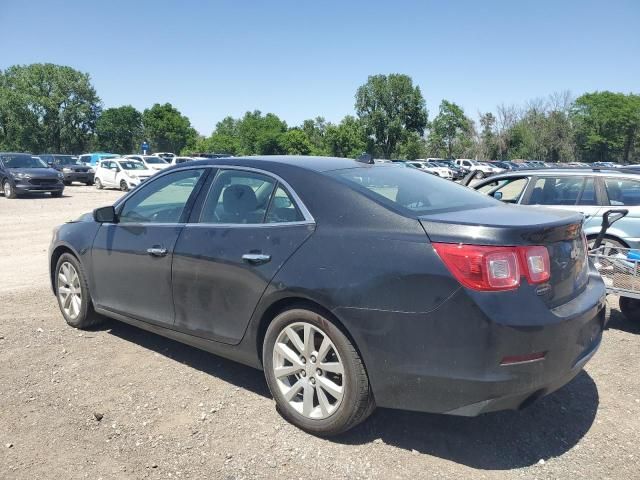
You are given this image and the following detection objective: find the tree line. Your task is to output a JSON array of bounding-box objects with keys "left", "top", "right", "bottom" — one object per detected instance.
[{"left": 1, "top": 63, "right": 639, "bottom": 163}]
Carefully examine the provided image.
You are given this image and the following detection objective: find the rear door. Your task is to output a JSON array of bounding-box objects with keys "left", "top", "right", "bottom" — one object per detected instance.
[
  {"left": 91, "top": 167, "right": 207, "bottom": 326},
  {"left": 171, "top": 168, "right": 315, "bottom": 344},
  {"left": 522, "top": 175, "right": 602, "bottom": 230}
]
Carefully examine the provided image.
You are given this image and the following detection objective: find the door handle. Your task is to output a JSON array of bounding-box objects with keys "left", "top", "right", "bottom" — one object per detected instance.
[
  {"left": 147, "top": 247, "right": 168, "bottom": 257},
  {"left": 242, "top": 253, "right": 271, "bottom": 265}
]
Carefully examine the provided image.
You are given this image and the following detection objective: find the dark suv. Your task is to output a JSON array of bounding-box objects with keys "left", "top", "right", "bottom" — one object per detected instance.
[
  {"left": 1, "top": 152, "right": 65, "bottom": 198},
  {"left": 40, "top": 154, "right": 95, "bottom": 186}
]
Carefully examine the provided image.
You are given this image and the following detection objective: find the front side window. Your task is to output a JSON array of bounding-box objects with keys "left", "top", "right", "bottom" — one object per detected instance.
[
  {"left": 605, "top": 178, "right": 640, "bottom": 206},
  {"left": 119, "top": 169, "right": 205, "bottom": 224},
  {"left": 527, "top": 176, "right": 596, "bottom": 206},
  {"left": 200, "top": 170, "right": 276, "bottom": 224}
]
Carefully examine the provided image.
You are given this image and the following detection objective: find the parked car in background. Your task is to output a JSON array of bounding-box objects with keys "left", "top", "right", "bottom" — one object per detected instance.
[
  {"left": 125, "top": 155, "right": 170, "bottom": 171},
  {"left": 49, "top": 155, "right": 605, "bottom": 436},
  {"left": 78, "top": 152, "right": 118, "bottom": 166},
  {"left": 94, "top": 158, "right": 156, "bottom": 191},
  {"left": 39, "top": 154, "right": 95, "bottom": 185},
  {"left": 437, "top": 160, "right": 466, "bottom": 179},
  {"left": 407, "top": 160, "right": 453, "bottom": 179},
  {"left": 1, "top": 152, "right": 64, "bottom": 198},
  {"left": 155, "top": 152, "right": 176, "bottom": 162},
  {"left": 171, "top": 156, "right": 197, "bottom": 165},
  {"left": 454, "top": 159, "right": 500, "bottom": 178},
  {"left": 424, "top": 160, "right": 457, "bottom": 179},
  {"left": 473, "top": 168, "right": 640, "bottom": 249}
]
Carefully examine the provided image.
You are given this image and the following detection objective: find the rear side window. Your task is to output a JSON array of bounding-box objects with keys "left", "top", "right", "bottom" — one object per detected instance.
[
  {"left": 200, "top": 170, "right": 276, "bottom": 224},
  {"left": 527, "top": 176, "right": 596, "bottom": 206},
  {"left": 265, "top": 186, "right": 304, "bottom": 223},
  {"left": 331, "top": 165, "right": 496, "bottom": 215},
  {"left": 605, "top": 178, "right": 640, "bottom": 206}
]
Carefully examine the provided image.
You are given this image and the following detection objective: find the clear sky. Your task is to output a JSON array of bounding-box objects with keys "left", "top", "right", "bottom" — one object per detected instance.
[{"left": 1, "top": 0, "right": 639, "bottom": 135}]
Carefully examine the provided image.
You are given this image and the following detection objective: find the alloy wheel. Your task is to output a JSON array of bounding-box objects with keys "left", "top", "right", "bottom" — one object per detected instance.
[
  {"left": 272, "top": 322, "right": 345, "bottom": 419},
  {"left": 57, "top": 262, "right": 82, "bottom": 320},
  {"left": 3, "top": 181, "right": 11, "bottom": 196}
]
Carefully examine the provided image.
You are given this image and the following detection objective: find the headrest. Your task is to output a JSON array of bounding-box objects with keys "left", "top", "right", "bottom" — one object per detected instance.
[{"left": 223, "top": 184, "right": 258, "bottom": 215}]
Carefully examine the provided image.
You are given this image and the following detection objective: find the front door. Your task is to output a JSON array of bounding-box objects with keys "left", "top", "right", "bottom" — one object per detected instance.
[
  {"left": 91, "top": 167, "right": 207, "bottom": 325},
  {"left": 171, "top": 168, "right": 314, "bottom": 344}
]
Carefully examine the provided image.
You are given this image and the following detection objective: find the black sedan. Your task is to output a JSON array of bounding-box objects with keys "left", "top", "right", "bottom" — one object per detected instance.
[
  {"left": 39, "top": 154, "right": 95, "bottom": 185},
  {"left": 1, "top": 152, "right": 65, "bottom": 198},
  {"left": 49, "top": 156, "right": 606, "bottom": 435}
]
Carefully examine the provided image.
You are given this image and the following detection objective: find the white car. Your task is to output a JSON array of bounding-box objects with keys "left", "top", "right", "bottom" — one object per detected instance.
[
  {"left": 454, "top": 159, "right": 501, "bottom": 178},
  {"left": 124, "top": 155, "right": 170, "bottom": 171},
  {"left": 408, "top": 161, "right": 453, "bottom": 179},
  {"left": 170, "top": 156, "right": 197, "bottom": 165},
  {"left": 155, "top": 152, "right": 176, "bottom": 162},
  {"left": 94, "top": 158, "right": 157, "bottom": 191}
]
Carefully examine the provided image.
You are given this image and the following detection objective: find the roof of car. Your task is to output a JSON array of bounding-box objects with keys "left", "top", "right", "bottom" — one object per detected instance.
[
  {"left": 478, "top": 168, "right": 640, "bottom": 181},
  {"left": 173, "top": 155, "right": 374, "bottom": 173}
]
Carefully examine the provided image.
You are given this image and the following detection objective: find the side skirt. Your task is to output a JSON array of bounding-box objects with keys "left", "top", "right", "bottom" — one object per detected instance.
[{"left": 94, "top": 306, "right": 263, "bottom": 370}]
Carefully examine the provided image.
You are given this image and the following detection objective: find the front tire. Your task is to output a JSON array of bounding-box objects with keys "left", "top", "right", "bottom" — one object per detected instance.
[
  {"left": 95, "top": 178, "right": 103, "bottom": 189},
  {"left": 263, "top": 308, "right": 374, "bottom": 436},
  {"left": 55, "top": 253, "right": 104, "bottom": 329},
  {"left": 51, "top": 191, "right": 63, "bottom": 197},
  {"left": 120, "top": 180, "right": 129, "bottom": 192},
  {"left": 619, "top": 297, "right": 640, "bottom": 323},
  {"left": 3, "top": 180, "right": 17, "bottom": 199},
  {"left": 475, "top": 170, "right": 485, "bottom": 179}
]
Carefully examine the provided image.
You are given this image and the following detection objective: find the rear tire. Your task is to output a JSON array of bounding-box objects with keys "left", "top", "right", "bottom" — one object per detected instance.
[
  {"left": 51, "top": 191, "right": 63, "bottom": 198},
  {"left": 85, "top": 181, "right": 94, "bottom": 186},
  {"left": 95, "top": 178, "right": 103, "bottom": 189},
  {"left": 55, "top": 253, "right": 104, "bottom": 329},
  {"left": 619, "top": 297, "right": 640, "bottom": 323},
  {"left": 263, "top": 308, "right": 374, "bottom": 436},
  {"left": 475, "top": 170, "right": 485, "bottom": 179}
]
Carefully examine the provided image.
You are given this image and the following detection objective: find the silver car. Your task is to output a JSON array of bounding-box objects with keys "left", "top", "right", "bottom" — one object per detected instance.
[{"left": 472, "top": 169, "right": 640, "bottom": 249}]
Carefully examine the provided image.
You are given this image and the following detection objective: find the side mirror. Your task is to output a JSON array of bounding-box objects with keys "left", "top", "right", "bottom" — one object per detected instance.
[
  {"left": 47, "top": 161, "right": 54, "bottom": 167},
  {"left": 493, "top": 191, "right": 503, "bottom": 201},
  {"left": 93, "top": 206, "right": 118, "bottom": 223}
]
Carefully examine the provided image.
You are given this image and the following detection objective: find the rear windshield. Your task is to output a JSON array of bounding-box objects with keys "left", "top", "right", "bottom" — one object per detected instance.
[
  {"left": 330, "top": 165, "right": 496, "bottom": 215},
  {"left": 144, "top": 156, "right": 167, "bottom": 164}
]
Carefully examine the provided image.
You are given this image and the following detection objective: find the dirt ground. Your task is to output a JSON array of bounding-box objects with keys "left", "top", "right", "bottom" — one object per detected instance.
[{"left": 0, "top": 185, "right": 639, "bottom": 480}]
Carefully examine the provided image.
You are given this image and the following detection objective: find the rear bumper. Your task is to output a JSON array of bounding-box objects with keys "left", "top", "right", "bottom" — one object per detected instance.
[
  {"left": 63, "top": 172, "right": 94, "bottom": 183},
  {"left": 336, "top": 268, "right": 606, "bottom": 415}
]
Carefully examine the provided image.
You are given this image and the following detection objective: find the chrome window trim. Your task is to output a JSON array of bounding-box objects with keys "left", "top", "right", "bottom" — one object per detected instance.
[
  {"left": 112, "top": 164, "right": 315, "bottom": 227},
  {"left": 197, "top": 165, "right": 315, "bottom": 226}
]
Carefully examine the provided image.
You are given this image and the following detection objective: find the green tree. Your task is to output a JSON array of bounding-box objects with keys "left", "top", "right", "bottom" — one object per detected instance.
[
  {"left": 428, "top": 100, "right": 473, "bottom": 158},
  {"left": 0, "top": 63, "right": 101, "bottom": 153},
  {"left": 236, "top": 110, "right": 287, "bottom": 155},
  {"left": 572, "top": 91, "right": 640, "bottom": 163},
  {"left": 142, "top": 103, "right": 197, "bottom": 154},
  {"left": 95, "top": 105, "right": 143, "bottom": 154},
  {"left": 324, "top": 116, "right": 367, "bottom": 158},
  {"left": 396, "top": 132, "right": 426, "bottom": 160},
  {"left": 281, "top": 129, "right": 313, "bottom": 155},
  {"left": 355, "top": 74, "right": 428, "bottom": 158},
  {"left": 301, "top": 117, "right": 329, "bottom": 155}
]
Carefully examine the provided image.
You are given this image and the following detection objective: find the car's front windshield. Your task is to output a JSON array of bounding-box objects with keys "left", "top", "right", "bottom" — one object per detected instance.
[
  {"left": 118, "top": 160, "right": 147, "bottom": 170},
  {"left": 1, "top": 154, "right": 48, "bottom": 169},
  {"left": 54, "top": 155, "right": 80, "bottom": 166},
  {"left": 330, "top": 165, "right": 496, "bottom": 215},
  {"left": 144, "top": 156, "right": 168, "bottom": 164}
]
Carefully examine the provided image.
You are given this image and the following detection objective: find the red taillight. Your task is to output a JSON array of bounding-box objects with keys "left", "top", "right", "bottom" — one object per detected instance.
[{"left": 433, "top": 243, "right": 551, "bottom": 292}]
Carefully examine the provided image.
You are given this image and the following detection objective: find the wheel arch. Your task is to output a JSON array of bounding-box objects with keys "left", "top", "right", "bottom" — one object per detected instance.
[
  {"left": 255, "top": 296, "right": 368, "bottom": 376},
  {"left": 49, "top": 244, "right": 80, "bottom": 293}
]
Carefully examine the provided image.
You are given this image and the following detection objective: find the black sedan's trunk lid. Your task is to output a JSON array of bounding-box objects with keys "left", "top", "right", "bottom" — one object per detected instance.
[{"left": 419, "top": 204, "right": 589, "bottom": 308}]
